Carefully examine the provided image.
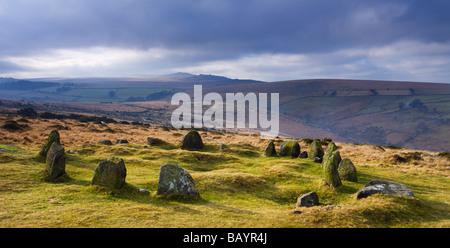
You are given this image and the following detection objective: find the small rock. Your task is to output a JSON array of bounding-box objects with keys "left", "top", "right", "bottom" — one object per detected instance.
[
  {"left": 313, "top": 157, "right": 322, "bottom": 163},
  {"left": 139, "top": 188, "right": 150, "bottom": 195},
  {"left": 116, "top": 139, "right": 129, "bottom": 144},
  {"left": 296, "top": 191, "right": 319, "bottom": 207},
  {"left": 147, "top": 137, "right": 166, "bottom": 146},
  {"left": 299, "top": 151, "right": 308, "bottom": 158},
  {"left": 220, "top": 143, "right": 228, "bottom": 150},
  {"left": 98, "top": 140, "right": 113, "bottom": 145}
]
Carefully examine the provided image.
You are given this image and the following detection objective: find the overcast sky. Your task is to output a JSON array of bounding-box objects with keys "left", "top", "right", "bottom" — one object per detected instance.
[{"left": 1, "top": 0, "right": 450, "bottom": 82}]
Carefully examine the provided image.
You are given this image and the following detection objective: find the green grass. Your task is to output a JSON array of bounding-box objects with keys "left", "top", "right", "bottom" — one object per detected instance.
[{"left": 0, "top": 142, "right": 449, "bottom": 228}]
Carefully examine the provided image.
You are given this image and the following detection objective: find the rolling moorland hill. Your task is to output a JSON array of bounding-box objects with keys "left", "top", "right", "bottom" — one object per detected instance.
[
  {"left": 0, "top": 108, "right": 449, "bottom": 227},
  {"left": 0, "top": 75, "right": 449, "bottom": 151}
]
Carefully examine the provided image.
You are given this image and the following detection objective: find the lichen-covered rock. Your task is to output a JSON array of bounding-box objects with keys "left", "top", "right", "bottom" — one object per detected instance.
[
  {"left": 264, "top": 141, "right": 277, "bottom": 157},
  {"left": 299, "top": 151, "right": 308, "bottom": 158},
  {"left": 356, "top": 179, "right": 415, "bottom": 199},
  {"left": 323, "top": 142, "right": 341, "bottom": 166},
  {"left": 157, "top": 164, "right": 199, "bottom": 198},
  {"left": 91, "top": 157, "right": 127, "bottom": 189},
  {"left": 181, "top": 130, "right": 203, "bottom": 150},
  {"left": 279, "top": 141, "right": 300, "bottom": 158},
  {"left": 38, "top": 130, "right": 61, "bottom": 160},
  {"left": 296, "top": 191, "right": 319, "bottom": 207},
  {"left": 46, "top": 142, "right": 66, "bottom": 179},
  {"left": 308, "top": 140, "right": 324, "bottom": 160},
  {"left": 338, "top": 158, "right": 358, "bottom": 182},
  {"left": 323, "top": 152, "right": 342, "bottom": 187}
]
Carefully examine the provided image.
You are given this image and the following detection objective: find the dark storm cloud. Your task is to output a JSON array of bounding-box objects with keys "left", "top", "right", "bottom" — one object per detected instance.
[
  {"left": 1, "top": 0, "right": 449, "bottom": 56},
  {"left": 1, "top": 0, "right": 450, "bottom": 81}
]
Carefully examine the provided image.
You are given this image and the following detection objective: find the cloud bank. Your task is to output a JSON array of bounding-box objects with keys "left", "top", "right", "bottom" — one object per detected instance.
[{"left": 1, "top": 0, "right": 449, "bottom": 82}]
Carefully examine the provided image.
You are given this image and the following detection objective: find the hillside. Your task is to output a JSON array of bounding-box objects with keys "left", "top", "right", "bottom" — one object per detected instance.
[
  {"left": 0, "top": 109, "right": 449, "bottom": 228},
  {"left": 1, "top": 77, "right": 449, "bottom": 151}
]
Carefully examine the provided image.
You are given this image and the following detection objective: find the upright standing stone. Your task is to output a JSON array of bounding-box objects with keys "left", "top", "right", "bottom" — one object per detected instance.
[
  {"left": 157, "top": 164, "right": 200, "bottom": 198},
  {"left": 279, "top": 141, "right": 300, "bottom": 158},
  {"left": 264, "top": 141, "right": 277, "bottom": 157},
  {"left": 309, "top": 140, "right": 324, "bottom": 160},
  {"left": 338, "top": 158, "right": 358, "bottom": 182},
  {"left": 38, "top": 130, "right": 61, "bottom": 160},
  {"left": 323, "top": 152, "right": 342, "bottom": 187},
  {"left": 46, "top": 142, "right": 66, "bottom": 179},
  {"left": 91, "top": 157, "right": 127, "bottom": 189},
  {"left": 323, "top": 142, "right": 341, "bottom": 166},
  {"left": 181, "top": 130, "right": 203, "bottom": 150}
]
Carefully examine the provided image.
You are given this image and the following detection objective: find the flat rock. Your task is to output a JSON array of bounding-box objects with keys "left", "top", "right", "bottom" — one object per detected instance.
[
  {"left": 356, "top": 179, "right": 415, "bottom": 199},
  {"left": 98, "top": 140, "right": 113, "bottom": 145},
  {"left": 116, "top": 139, "right": 129, "bottom": 144}
]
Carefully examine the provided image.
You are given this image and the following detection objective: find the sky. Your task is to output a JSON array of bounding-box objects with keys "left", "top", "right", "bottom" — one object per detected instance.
[{"left": 1, "top": 0, "right": 450, "bottom": 83}]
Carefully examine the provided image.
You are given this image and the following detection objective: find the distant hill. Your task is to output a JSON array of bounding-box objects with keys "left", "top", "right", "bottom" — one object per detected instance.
[{"left": 0, "top": 76, "right": 448, "bottom": 151}]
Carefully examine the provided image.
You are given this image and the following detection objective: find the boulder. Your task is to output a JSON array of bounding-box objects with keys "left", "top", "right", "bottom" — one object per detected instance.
[
  {"left": 308, "top": 140, "right": 324, "bottom": 160},
  {"left": 46, "top": 142, "right": 66, "bottom": 179},
  {"left": 98, "top": 140, "right": 113, "bottom": 145},
  {"left": 356, "top": 179, "right": 415, "bottom": 199},
  {"left": 323, "top": 152, "right": 342, "bottom": 187},
  {"left": 279, "top": 141, "right": 300, "bottom": 158},
  {"left": 116, "top": 139, "right": 129, "bottom": 144},
  {"left": 296, "top": 191, "right": 319, "bottom": 207},
  {"left": 338, "top": 158, "right": 358, "bottom": 182},
  {"left": 157, "top": 164, "right": 200, "bottom": 198},
  {"left": 299, "top": 151, "right": 308, "bottom": 158},
  {"left": 181, "top": 130, "right": 203, "bottom": 150},
  {"left": 91, "top": 157, "right": 127, "bottom": 189},
  {"left": 264, "top": 141, "right": 277, "bottom": 157},
  {"left": 38, "top": 130, "right": 61, "bottom": 160}
]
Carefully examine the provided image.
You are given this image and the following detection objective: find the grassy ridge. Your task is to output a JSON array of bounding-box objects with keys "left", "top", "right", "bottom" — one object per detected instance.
[{"left": 0, "top": 134, "right": 448, "bottom": 227}]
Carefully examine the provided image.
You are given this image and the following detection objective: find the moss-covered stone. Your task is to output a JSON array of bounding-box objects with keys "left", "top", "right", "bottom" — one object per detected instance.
[
  {"left": 308, "top": 139, "right": 324, "bottom": 160},
  {"left": 38, "top": 130, "right": 61, "bottom": 161},
  {"left": 323, "top": 142, "right": 341, "bottom": 166},
  {"left": 338, "top": 158, "right": 358, "bottom": 182},
  {"left": 323, "top": 152, "right": 342, "bottom": 188},
  {"left": 45, "top": 142, "right": 66, "bottom": 180},
  {"left": 181, "top": 130, "right": 203, "bottom": 150},
  {"left": 91, "top": 157, "right": 127, "bottom": 189},
  {"left": 157, "top": 164, "right": 199, "bottom": 198},
  {"left": 279, "top": 141, "right": 300, "bottom": 158},
  {"left": 264, "top": 141, "right": 277, "bottom": 157}
]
